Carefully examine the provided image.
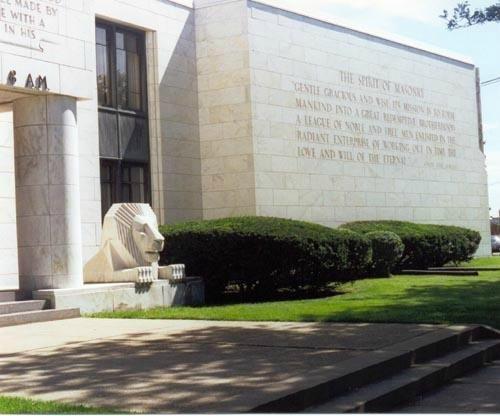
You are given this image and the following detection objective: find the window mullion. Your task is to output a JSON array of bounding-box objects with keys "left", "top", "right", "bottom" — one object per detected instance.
[
  {"left": 110, "top": 25, "right": 123, "bottom": 163},
  {"left": 111, "top": 24, "right": 118, "bottom": 110},
  {"left": 141, "top": 33, "right": 147, "bottom": 112}
]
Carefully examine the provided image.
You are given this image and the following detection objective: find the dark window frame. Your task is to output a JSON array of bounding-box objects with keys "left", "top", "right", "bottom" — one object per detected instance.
[
  {"left": 96, "top": 25, "right": 113, "bottom": 107},
  {"left": 100, "top": 159, "right": 117, "bottom": 216},
  {"left": 96, "top": 20, "right": 148, "bottom": 115},
  {"left": 99, "top": 159, "right": 151, "bottom": 213},
  {"left": 96, "top": 20, "right": 151, "bottom": 217}
]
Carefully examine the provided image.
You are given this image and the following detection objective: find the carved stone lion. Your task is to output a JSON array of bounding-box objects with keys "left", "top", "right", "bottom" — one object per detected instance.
[{"left": 84, "top": 203, "right": 185, "bottom": 284}]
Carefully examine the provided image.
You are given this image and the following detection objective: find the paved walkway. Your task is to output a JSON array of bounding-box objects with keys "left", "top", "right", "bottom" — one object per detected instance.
[
  {"left": 397, "top": 362, "right": 500, "bottom": 413},
  {"left": 0, "top": 318, "right": 444, "bottom": 413}
]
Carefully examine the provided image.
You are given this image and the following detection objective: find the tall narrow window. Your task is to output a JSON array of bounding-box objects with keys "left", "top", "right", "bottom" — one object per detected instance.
[
  {"left": 96, "top": 21, "right": 150, "bottom": 218},
  {"left": 116, "top": 30, "right": 142, "bottom": 111},
  {"left": 96, "top": 26, "right": 112, "bottom": 107}
]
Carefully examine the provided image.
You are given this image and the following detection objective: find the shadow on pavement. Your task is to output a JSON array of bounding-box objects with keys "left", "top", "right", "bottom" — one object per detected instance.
[{"left": 0, "top": 322, "right": 433, "bottom": 413}]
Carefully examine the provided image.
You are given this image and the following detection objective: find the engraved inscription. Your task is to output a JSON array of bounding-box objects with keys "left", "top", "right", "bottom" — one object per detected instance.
[
  {"left": 294, "top": 71, "right": 458, "bottom": 170},
  {"left": 0, "top": 0, "right": 62, "bottom": 51}
]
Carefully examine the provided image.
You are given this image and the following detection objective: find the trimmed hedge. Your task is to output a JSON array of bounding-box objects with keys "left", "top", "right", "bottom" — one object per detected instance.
[
  {"left": 160, "top": 216, "right": 371, "bottom": 302},
  {"left": 365, "top": 231, "right": 405, "bottom": 277},
  {"left": 341, "top": 221, "right": 481, "bottom": 270}
]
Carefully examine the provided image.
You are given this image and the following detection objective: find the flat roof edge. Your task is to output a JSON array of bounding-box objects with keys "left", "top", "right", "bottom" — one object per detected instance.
[
  {"left": 251, "top": 0, "right": 475, "bottom": 67},
  {"left": 165, "top": 0, "right": 194, "bottom": 9}
]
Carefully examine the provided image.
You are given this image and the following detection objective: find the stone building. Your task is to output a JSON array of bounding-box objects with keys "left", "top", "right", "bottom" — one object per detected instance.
[{"left": 0, "top": 0, "right": 491, "bottom": 295}]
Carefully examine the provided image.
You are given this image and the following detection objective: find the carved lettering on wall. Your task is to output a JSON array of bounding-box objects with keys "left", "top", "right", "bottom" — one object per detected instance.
[
  {"left": 6, "top": 69, "right": 16, "bottom": 86},
  {"left": 6, "top": 69, "right": 49, "bottom": 90},
  {"left": 0, "top": 0, "right": 62, "bottom": 52},
  {"left": 293, "top": 71, "right": 458, "bottom": 170}
]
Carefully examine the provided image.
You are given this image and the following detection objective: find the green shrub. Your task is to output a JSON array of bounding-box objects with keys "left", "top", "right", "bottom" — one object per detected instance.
[
  {"left": 160, "top": 216, "right": 371, "bottom": 302},
  {"left": 365, "top": 231, "right": 405, "bottom": 277},
  {"left": 341, "top": 221, "right": 481, "bottom": 270}
]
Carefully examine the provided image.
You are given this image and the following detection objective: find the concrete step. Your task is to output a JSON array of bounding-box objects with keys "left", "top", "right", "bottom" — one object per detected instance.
[
  {"left": 0, "top": 290, "right": 30, "bottom": 302},
  {"left": 385, "top": 325, "right": 483, "bottom": 363},
  {"left": 250, "top": 326, "right": 489, "bottom": 413},
  {"left": 0, "top": 300, "right": 47, "bottom": 315},
  {"left": 0, "top": 308, "right": 81, "bottom": 328},
  {"left": 394, "top": 360, "right": 500, "bottom": 413},
  {"left": 308, "top": 339, "right": 500, "bottom": 413}
]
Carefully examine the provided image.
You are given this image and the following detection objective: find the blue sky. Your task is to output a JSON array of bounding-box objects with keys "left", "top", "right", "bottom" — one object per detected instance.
[{"left": 277, "top": 0, "right": 500, "bottom": 217}]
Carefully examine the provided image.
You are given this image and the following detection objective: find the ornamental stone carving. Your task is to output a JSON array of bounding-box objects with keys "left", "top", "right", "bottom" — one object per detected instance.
[{"left": 84, "top": 203, "right": 186, "bottom": 284}]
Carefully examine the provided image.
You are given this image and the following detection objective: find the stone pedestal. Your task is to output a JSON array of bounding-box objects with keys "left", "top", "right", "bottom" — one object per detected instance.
[
  {"left": 33, "top": 278, "right": 205, "bottom": 314},
  {"left": 13, "top": 95, "right": 83, "bottom": 290}
]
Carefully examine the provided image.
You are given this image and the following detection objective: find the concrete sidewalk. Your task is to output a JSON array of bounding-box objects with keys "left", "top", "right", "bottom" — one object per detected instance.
[{"left": 0, "top": 319, "right": 453, "bottom": 413}]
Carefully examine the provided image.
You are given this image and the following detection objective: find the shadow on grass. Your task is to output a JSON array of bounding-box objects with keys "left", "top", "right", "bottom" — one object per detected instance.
[
  {"left": 300, "top": 278, "right": 500, "bottom": 329},
  {"left": 0, "top": 322, "right": 432, "bottom": 413},
  {"left": 216, "top": 284, "right": 345, "bottom": 306}
]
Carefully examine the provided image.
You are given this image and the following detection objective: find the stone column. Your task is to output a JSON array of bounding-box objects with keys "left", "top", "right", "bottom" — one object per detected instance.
[{"left": 13, "top": 95, "right": 83, "bottom": 290}]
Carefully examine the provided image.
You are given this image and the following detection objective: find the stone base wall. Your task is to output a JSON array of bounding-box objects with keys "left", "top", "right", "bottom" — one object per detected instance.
[{"left": 34, "top": 278, "right": 205, "bottom": 314}]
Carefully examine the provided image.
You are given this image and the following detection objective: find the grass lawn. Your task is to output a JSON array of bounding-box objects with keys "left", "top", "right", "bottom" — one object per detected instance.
[
  {"left": 91, "top": 257, "right": 500, "bottom": 329},
  {"left": 460, "top": 256, "right": 500, "bottom": 267},
  {"left": 0, "top": 396, "right": 116, "bottom": 414}
]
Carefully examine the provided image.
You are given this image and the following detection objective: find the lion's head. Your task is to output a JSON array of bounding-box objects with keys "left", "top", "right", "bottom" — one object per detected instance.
[{"left": 102, "top": 203, "right": 165, "bottom": 268}]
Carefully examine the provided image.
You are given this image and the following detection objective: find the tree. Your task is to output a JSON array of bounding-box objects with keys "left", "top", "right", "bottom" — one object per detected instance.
[{"left": 442, "top": 2, "right": 500, "bottom": 29}]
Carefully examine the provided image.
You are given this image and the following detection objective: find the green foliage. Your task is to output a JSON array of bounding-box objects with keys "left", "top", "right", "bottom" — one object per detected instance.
[
  {"left": 341, "top": 220, "right": 481, "bottom": 270},
  {"left": 160, "top": 216, "right": 371, "bottom": 302},
  {"left": 365, "top": 231, "right": 405, "bottom": 277},
  {"left": 442, "top": 2, "right": 500, "bottom": 29}
]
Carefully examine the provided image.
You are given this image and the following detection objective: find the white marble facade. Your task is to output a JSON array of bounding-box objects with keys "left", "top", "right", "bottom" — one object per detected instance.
[
  {"left": 0, "top": 0, "right": 491, "bottom": 290},
  {"left": 195, "top": 0, "right": 491, "bottom": 255},
  {"left": 245, "top": 1, "right": 491, "bottom": 257}
]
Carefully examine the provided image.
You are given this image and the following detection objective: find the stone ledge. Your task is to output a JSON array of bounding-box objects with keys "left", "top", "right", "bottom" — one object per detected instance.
[{"left": 33, "top": 278, "right": 204, "bottom": 314}]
